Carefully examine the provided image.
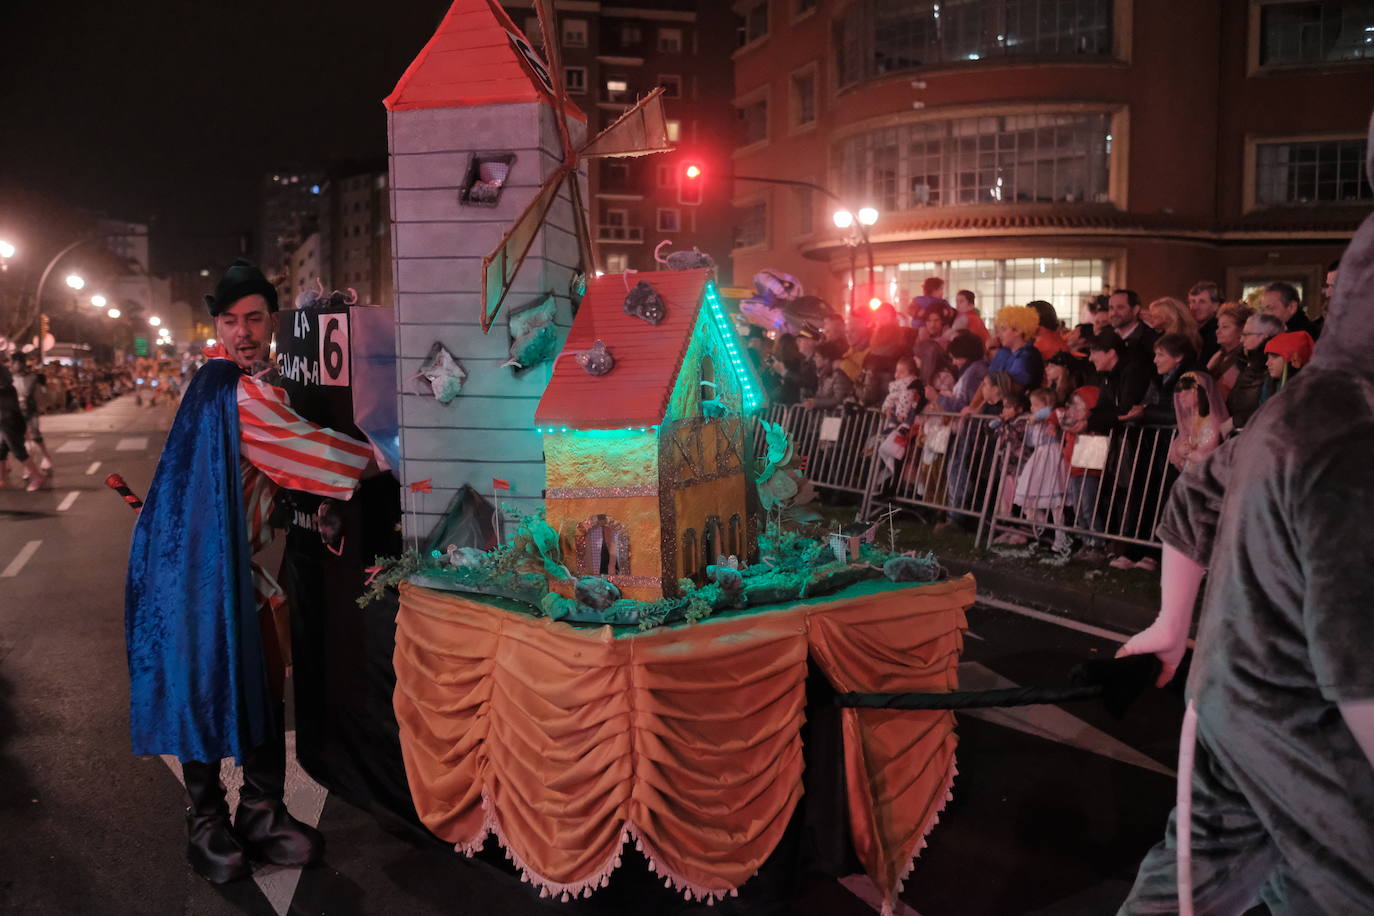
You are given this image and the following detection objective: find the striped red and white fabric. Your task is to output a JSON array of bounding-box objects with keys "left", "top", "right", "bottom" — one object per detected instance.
[{"left": 229, "top": 369, "right": 372, "bottom": 620}]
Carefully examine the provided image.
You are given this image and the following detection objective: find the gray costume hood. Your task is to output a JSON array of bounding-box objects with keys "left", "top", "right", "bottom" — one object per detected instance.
[{"left": 1307, "top": 109, "right": 1374, "bottom": 378}]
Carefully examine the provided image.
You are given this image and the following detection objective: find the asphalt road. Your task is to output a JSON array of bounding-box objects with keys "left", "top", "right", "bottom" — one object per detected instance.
[{"left": 0, "top": 395, "right": 1259, "bottom": 916}]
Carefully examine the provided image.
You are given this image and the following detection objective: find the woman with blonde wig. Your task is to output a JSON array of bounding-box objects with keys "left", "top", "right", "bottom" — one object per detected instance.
[{"left": 1147, "top": 297, "right": 1202, "bottom": 355}]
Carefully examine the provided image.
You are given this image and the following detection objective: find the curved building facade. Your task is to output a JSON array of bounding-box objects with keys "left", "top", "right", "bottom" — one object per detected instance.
[{"left": 730, "top": 0, "right": 1373, "bottom": 322}]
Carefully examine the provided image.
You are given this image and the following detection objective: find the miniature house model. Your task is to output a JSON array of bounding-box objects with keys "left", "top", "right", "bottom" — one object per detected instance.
[{"left": 534, "top": 268, "right": 765, "bottom": 602}]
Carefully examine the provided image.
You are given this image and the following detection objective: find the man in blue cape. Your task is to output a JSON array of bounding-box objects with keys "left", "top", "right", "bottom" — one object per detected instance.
[{"left": 126, "top": 260, "right": 371, "bottom": 883}]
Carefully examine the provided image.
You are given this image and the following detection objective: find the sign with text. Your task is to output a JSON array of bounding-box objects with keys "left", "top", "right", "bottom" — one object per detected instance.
[{"left": 318, "top": 312, "right": 351, "bottom": 387}]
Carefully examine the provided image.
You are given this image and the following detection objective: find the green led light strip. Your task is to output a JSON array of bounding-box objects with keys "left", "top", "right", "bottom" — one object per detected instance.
[
  {"left": 535, "top": 425, "right": 659, "bottom": 436},
  {"left": 704, "top": 281, "right": 765, "bottom": 413}
]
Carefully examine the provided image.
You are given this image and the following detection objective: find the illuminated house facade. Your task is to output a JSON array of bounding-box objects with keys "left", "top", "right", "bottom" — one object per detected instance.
[
  {"left": 731, "top": 0, "right": 1373, "bottom": 322},
  {"left": 534, "top": 268, "right": 764, "bottom": 601}
]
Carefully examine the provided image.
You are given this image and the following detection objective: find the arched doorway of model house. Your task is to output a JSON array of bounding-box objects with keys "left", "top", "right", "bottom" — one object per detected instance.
[
  {"left": 701, "top": 516, "right": 723, "bottom": 575},
  {"left": 578, "top": 515, "right": 629, "bottom": 577}
]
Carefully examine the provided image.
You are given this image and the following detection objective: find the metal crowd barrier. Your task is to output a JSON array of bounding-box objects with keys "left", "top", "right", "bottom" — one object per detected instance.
[{"left": 756, "top": 404, "right": 1179, "bottom": 555}]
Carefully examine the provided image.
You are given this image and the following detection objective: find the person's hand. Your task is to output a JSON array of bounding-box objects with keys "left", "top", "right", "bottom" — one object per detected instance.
[
  {"left": 959, "top": 404, "right": 976, "bottom": 418},
  {"left": 1116, "top": 620, "right": 1188, "bottom": 687},
  {"left": 1119, "top": 404, "right": 1145, "bottom": 422}
]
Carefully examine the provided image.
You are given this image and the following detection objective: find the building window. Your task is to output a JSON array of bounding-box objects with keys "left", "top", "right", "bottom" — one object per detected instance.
[
  {"left": 563, "top": 19, "right": 588, "bottom": 48},
  {"left": 657, "top": 164, "right": 677, "bottom": 188},
  {"left": 1257, "top": 1, "right": 1374, "bottom": 67},
  {"left": 666, "top": 119, "right": 682, "bottom": 142},
  {"left": 836, "top": 112, "right": 1112, "bottom": 211},
  {"left": 620, "top": 24, "right": 642, "bottom": 46},
  {"left": 834, "top": 0, "right": 1112, "bottom": 87},
  {"left": 738, "top": 97, "right": 768, "bottom": 147},
  {"left": 659, "top": 27, "right": 683, "bottom": 52},
  {"left": 565, "top": 66, "right": 588, "bottom": 94},
  {"left": 603, "top": 161, "right": 631, "bottom": 191},
  {"left": 606, "top": 252, "right": 629, "bottom": 272},
  {"left": 735, "top": 200, "right": 768, "bottom": 248},
  {"left": 794, "top": 185, "right": 814, "bottom": 234},
  {"left": 790, "top": 69, "right": 816, "bottom": 129},
  {"left": 794, "top": 0, "right": 818, "bottom": 18},
  {"left": 887, "top": 257, "right": 1108, "bottom": 324},
  {"left": 657, "top": 75, "right": 683, "bottom": 99},
  {"left": 1255, "top": 137, "right": 1372, "bottom": 206},
  {"left": 737, "top": 2, "right": 769, "bottom": 47},
  {"left": 657, "top": 208, "right": 681, "bottom": 232},
  {"left": 606, "top": 78, "right": 629, "bottom": 102}
]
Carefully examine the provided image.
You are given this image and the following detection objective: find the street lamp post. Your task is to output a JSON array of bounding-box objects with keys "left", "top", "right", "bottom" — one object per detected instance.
[{"left": 732, "top": 174, "right": 878, "bottom": 314}]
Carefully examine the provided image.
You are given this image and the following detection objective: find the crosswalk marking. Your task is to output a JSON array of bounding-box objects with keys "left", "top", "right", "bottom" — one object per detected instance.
[
  {"left": 56, "top": 491, "right": 80, "bottom": 512},
  {"left": 85, "top": 461, "right": 101, "bottom": 475},
  {"left": 56, "top": 439, "right": 92, "bottom": 453},
  {"left": 1, "top": 540, "right": 42, "bottom": 578},
  {"left": 115, "top": 437, "right": 147, "bottom": 451}
]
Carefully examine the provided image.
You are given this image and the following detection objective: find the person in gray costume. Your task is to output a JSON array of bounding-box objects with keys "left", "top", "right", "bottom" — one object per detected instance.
[{"left": 1116, "top": 110, "right": 1374, "bottom": 915}]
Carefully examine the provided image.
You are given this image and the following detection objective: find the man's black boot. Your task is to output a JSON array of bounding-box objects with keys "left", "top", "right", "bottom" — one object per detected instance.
[
  {"left": 234, "top": 726, "right": 324, "bottom": 868},
  {"left": 182, "top": 760, "right": 252, "bottom": 884}
]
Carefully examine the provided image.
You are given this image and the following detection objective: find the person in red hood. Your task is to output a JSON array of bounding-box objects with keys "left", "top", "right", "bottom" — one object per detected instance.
[{"left": 1263, "top": 329, "right": 1315, "bottom": 391}]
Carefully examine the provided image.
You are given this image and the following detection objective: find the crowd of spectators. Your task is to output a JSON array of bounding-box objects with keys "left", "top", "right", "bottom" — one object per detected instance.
[{"left": 749, "top": 267, "right": 1333, "bottom": 566}]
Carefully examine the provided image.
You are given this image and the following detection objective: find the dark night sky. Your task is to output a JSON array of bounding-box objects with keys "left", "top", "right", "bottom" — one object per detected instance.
[{"left": 0, "top": 0, "right": 453, "bottom": 270}]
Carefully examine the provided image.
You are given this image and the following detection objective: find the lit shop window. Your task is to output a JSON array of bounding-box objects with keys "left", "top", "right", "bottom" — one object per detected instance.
[{"left": 886, "top": 258, "right": 1109, "bottom": 325}]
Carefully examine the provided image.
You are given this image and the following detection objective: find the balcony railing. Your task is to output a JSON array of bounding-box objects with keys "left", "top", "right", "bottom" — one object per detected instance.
[{"left": 596, "top": 225, "right": 644, "bottom": 243}]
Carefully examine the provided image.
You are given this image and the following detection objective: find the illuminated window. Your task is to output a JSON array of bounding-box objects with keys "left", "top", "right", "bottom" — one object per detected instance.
[
  {"left": 835, "top": 0, "right": 1112, "bottom": 86},
  {"left": 659, "top": 27, "right": 683, "bottom": 52},
  {"left": 1255, "top": 137, "right": 1372, "bottom": 205},
  {"left": 563, "top": 19, "right": 588, "bottom": 48},
  {"left": 889, "top": 257, "right": 1109, "bottom": 325},
  {"left": 666, "top": 119, "right": 682, "bottom": 142},
  {"left": 1257, "top": 1, "right": 1374, "bottom": 67},
  {"left": 606, "top": 252, "right": 629, "bottom": 272},
  {"left": 836, "top": 112, "right": 1112, "bottom": 210}
]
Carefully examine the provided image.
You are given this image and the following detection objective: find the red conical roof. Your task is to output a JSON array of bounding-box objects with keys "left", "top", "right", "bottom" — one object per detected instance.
[{"left": 384, "top": 0, "right": 586, "bottom": 120}]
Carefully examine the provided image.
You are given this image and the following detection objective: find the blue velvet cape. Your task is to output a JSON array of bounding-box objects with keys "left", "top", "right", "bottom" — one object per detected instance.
[{"left": 125, "top": 359, "right": 271, "bottom": 764}]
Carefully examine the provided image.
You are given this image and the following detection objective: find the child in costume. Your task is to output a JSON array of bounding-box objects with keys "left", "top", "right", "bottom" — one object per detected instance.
[
  {"left": 1168, "top": 371, "right": 1229, "bottom": 475},
  {"left": 1010, "top": 388, "right": 1071, "bottom": 551}
]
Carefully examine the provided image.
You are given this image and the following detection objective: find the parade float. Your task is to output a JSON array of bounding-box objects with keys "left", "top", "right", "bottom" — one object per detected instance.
[{"left": 278, "top": 0, "right": 978, "bottom": 911}]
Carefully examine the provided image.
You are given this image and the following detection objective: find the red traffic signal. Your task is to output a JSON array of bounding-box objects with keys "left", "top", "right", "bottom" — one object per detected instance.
[{"left": 683, "top": 162, "right": 702, "bottom": 180}]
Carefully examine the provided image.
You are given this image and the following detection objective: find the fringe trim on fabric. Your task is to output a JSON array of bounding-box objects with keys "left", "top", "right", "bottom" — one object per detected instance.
[
  {"left": 625, "top": 822, "right": 745, "bottom": 905},
  {"left": 880, "top": 752, "right": 959, "bottom": 916},
  {"left": 451, "top": 789, "right": 636, "bottom": 903}
]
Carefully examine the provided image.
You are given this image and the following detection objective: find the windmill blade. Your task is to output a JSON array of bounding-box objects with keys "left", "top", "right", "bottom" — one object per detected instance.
[
  {"left": 578, "top": 86, "right": 671, "bottom": 159},
  {"left": 481, "top": 164, "right": 575, "bottom": 332},
  {"left": 533, "top": 0, "right": 576, "bottom": 161},
  {"left": 566, "top": 168, "right": 595, "bottom": 280}
]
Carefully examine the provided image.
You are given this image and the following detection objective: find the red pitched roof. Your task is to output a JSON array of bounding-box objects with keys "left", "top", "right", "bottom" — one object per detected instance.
[
  {"left": 383, "top": 0, "right": 586, "bottom": 121},
  {"left": 536, "top": 269, "right": 711, "bottom": 429}
]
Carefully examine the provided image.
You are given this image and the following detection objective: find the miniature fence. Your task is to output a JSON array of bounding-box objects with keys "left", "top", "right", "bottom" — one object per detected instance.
[{"left": 757, "top": 404, "right": 1179, "bottom": 554}]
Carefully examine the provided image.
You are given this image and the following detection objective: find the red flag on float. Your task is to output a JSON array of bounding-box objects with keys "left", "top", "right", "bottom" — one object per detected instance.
[
  {"left": 797, "top": 455, "right": 810, "bottom": 471},
  {"left": 492, "top": 478, "right": 511, "bottom": 491},
  {"left": 409, "top": 479, "right": 433, "bottom": 493}
]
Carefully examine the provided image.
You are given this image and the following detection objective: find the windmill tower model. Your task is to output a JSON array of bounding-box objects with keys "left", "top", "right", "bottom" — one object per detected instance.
[{"left": 385, "top": 0, "right": 670, "bottom": 546}]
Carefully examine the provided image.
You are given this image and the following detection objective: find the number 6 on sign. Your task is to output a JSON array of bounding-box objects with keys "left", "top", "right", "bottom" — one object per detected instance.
[{"left": 319, "top": 313, "right": 350, "bottom": 386}]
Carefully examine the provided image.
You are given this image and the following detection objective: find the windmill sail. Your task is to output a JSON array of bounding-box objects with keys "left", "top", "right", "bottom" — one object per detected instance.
[
  {"left": 579, "top": 87, "right": 671, "bottom": 159},
  {"left": 481, "top": 167, "right": 574, "bottom": 332}
]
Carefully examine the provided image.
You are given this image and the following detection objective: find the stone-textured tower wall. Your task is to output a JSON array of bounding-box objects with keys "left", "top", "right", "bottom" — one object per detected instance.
[{"left": 389, "top": 101, "right": 587, "bottom": 544}]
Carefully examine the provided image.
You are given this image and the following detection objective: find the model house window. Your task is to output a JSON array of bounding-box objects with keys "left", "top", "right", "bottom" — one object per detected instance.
[
  {"left": 657, "top": 208, "right": 681, "bottom": 232},
  {"left": 702, "top": 517, "right": 723, "bottom": 571},
  {"left": 737, "top": 2, "right": 769, "bottom": 47},
  {"left": 682, "top": 529, "right": 698, "bottom": 580},
  {"left": 563, "top": 19, "right": 588, "bottom": 48},
  {"left": 738, "top": 98, "right": 768, "bottom": 146},
  {"left": 1257, "top": 1, "right": 1374, "bottom": 67},
  {"left": 735, "top": 200, "right": 767, "bottom": 248},
  {"left": 790, "top": 69, "right": 816, "bottom": 128},
  {"left": 1255, "top": 138, "right": 1372, "bottom": 206},
  {"left": 728, "top": 514, "right": 742, "bottom": 558},
  {"left": 579, "top": 515, "right": 628, "bottom": 576},
  {"left": 666, "top": 119, "right": 682, "bottom": 142},
  {"left": 835, "top": 111, "right": 1113, "bottom": 210},
  {"left": 699, "top": 355, "right": 715, "bottom": 406},
  {"left": 834, "top": 0, "right": 1112, "bottom": 87},
  {"left": 605, "top": 252, "right": 629, "bottom": 273},
  {"left": 565, "top": 66, "right": 588, "bottom": 94},
  {"left": 658, "top": 27, "right": 683, "bottom": 53},
  {"left": 658, "top": 75, "right": 683, "bottom": 99}
]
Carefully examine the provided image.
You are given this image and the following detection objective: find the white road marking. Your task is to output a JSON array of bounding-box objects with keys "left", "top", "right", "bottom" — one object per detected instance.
[
  {"left": 85, "top": 461, "right": 101, "bottom": 475},
  {"left": 56, "top": 439, "right": 92, "bottom": 453},
  {"left": 840, "top": 875, "right": 923, "bottom": 915},
  {"left": 973, "top": 596, "right": 1130, "bottom": 643},
  {"left": 115, "top": 437, "right": 147, "bottom": 451},
  {"left": 1, "top": 540, "right": 42, "bottom": 578},
  {"left": 160, "top": 729, "right": 324, "bottom": 915},
  {"left": 56, "top": 491, "right": 80, "bottom": 512},
  {"left": 958, "top": 661, "right": 1174, "bottom": 776}
]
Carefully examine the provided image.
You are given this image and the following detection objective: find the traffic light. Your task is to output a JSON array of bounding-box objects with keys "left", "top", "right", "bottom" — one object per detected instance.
[{"left": 679, "top": 160, "right": 703, "bottom": 205}]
